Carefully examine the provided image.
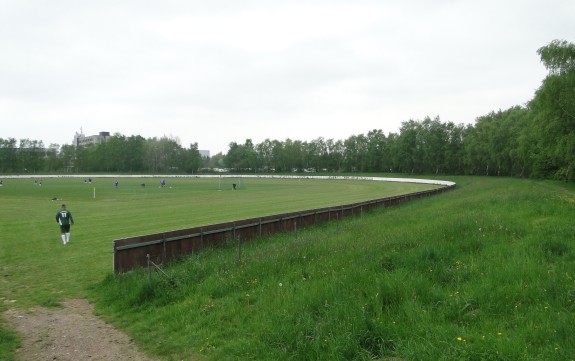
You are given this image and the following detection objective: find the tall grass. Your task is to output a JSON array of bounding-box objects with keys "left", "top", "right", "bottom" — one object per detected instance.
[{"left": 89, "top": 177, "right": 575, "bottom": 360}]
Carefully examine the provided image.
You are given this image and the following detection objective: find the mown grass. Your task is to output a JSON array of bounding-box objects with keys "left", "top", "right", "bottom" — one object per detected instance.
[
  {"left": 86, "top": 177, "right": 575, "bottom": 360},
  {"left": 0, "top": 175, "right": 435, "bottom": 360}
]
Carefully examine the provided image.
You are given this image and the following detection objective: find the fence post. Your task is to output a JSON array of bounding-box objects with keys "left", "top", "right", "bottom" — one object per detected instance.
[
  {"left": 237, "top": 236, "right": 241, "bottom": 263},
  {"left": 146, "top": 254, "right": 151, "bottom": 283},
  {"left": 113, "top": 240, "right": 117, "bottom": 273}
]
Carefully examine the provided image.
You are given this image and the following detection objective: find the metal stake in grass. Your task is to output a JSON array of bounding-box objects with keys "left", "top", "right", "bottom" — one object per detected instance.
[
  {"left": 236, "top": 236, "right": 242, "bottom": 263},
  {"left": 147, "top": 254, "right": 152, "bottom": 283},
  {"left": 146, "top": 253, "right": 177, "bottom": 288}
]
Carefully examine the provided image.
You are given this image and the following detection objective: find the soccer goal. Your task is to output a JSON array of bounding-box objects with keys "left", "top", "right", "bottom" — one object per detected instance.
[{"left": 217, "top": 176, "right": 246, "bottom": 191}]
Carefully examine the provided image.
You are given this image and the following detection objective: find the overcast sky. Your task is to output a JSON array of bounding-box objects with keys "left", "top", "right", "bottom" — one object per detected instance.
[{"left": 1, "top": 1, "right": 573, "bottom": 154}]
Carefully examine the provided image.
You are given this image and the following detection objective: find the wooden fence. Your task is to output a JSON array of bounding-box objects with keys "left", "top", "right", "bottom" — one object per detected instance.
[{"left": 113, "top": 184, "right": 454, "bottom": 273}]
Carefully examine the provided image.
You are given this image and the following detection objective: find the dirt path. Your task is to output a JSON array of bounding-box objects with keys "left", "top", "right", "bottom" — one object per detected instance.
[{"left": 3, "top": 299, "right": 160, "bottom": 361}]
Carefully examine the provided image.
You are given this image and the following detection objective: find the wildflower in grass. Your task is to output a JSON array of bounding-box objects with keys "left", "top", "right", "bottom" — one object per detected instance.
[
  {"left": 456, "top": 337, "right": 466, "bottom": 342},
  {"left": 279, "top": 283, "right": 283, "bottom": 287}
]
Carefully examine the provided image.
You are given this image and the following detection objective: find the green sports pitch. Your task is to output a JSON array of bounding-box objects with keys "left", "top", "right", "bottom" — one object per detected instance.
[{"left": 0, "top": 175, "right": 442, "bottom": 306}]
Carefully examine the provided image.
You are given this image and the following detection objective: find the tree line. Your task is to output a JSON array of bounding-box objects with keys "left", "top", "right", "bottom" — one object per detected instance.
[
  {"left": 0, "top": 135, "right": 205, "bottom": 174},
  {"left": 1, "top": 40, "right": 574, "bottom": 180}
]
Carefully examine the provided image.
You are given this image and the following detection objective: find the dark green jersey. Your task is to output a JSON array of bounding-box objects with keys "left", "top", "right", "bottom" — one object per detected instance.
[{"left": 56, "top": 210, "right": 74, "bottom": 226}]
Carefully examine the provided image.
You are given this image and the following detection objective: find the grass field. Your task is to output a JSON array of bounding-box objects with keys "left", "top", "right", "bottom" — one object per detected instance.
[
  {"left": 2, "top": 175, "right": 575, "bottom": 360},
  {"left": 0, "top": 176, "right": 433, "bottom": 305}
]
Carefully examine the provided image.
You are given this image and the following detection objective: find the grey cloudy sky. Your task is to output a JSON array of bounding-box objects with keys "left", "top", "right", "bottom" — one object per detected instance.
[{"left": 1, "top": 1, "right": 573, "bottom": 154}]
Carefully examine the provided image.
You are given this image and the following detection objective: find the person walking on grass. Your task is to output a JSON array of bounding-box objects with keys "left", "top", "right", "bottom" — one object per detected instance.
[{"left": 56, "top": 204, "right": 74, "bottom": 245}]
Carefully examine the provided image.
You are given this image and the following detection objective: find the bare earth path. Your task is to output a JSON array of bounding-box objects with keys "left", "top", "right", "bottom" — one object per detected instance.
[{"left": 3, "top": 299, "right": 160, "bottom": 361}]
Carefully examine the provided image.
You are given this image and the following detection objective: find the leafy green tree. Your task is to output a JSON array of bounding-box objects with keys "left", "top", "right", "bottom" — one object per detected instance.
[
  {"left": 58, "top": 144, "right": 77, "bottom": 173},
  {"left": 283, "top": 139, "right": 304, "bottom": 172},
  {"left": 255, "top": 139, "right": 275, "bottom": 172},
  {"left": 0, "top": 138, "right": 18, "bottom": 172},
  {"left": 325, "top": 138, "right": 344, "bottom": 172},
  {"left": 530, "top": 39, "right": 575, "bottom": 179},
  {"left": 385, "top": 133, "right": 399, "bottom": 173},
  {"left": 181, "top": 143, "right": 203, "bottom": 173},
  {"left": 343, "top": 134, "right": 367, "bottom": 172},
  {"left": 143, "top": 137, "right": 182, "bottom": 172},
  {"left": 44, "top": 143, "right": 61, "bottom": 172},
  {"left": 537, "top": 39, "right": 575, "bottom": 76},
  {"left": 419, "top": 117, "right": 448, "bottom": 174},
  {"left": 443, "top": 122, "right": 466, "bottom": 175},
  {"left": 271, "top": 140, "right": 287, "bottom": 172},
  {"left": 365, "top": 129, "right": 388, "bottom": 172},
  {"left": 509, "top": 112, "right": 536, "bottom": 178},
  {"left": 466, "top": 109, "right": 522, "bottom": 176},
  {"left": 303, "top": 138, "right": 320, "bottom": 172},
  {"left": 18, "top": 139, "right": 45, "bottom": 173},
  {"left": 392, "top": 120, "right": 421, "bottom": 173},
  {"left": 105, "top": 134, "right": 128, "bottom": 172},
  {"left": 225, "top": 139, "right": 258, "bottom": 171},
  {"left": 206, "top": 152, "right": 226, "bottom": 169},
  {"left": 125, "top": 135, "right": 146, "bottom": 172}
]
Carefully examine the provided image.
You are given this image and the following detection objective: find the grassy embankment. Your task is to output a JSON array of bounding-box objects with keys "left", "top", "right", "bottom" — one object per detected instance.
[
  {"left": 2, "top": 176, "right": 575, "bottom": 360},
  {"left": 0, "top": 175, "right": 433, "bottom": 359}
]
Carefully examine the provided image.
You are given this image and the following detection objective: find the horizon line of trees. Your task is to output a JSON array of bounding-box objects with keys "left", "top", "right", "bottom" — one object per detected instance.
[
  {"left": 0, "top": 135, "right": 206, "bottom": 174},
  {"left": 1, "top": 39, "right": 574, "bottom": 181}
]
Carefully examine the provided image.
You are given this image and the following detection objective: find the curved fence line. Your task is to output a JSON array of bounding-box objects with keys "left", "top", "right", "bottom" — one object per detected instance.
[
  {"left": 0, "top": 173, "right": 456, "bottom": 188},
  {"left": 112, "top": 176, "right": 456, "bottom": 273}
]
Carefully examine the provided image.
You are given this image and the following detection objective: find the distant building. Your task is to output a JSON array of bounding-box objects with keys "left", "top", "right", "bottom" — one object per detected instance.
[
  {"left": 73, "top": 131, "right": 110, "bottom": 147},
  {"left": 199, "top": 150, "right": 210, "bottom": 158}
]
